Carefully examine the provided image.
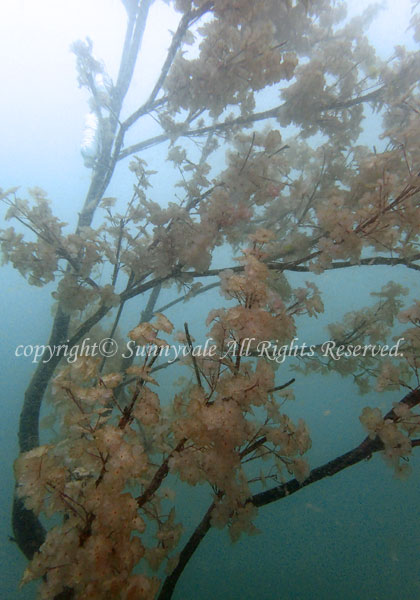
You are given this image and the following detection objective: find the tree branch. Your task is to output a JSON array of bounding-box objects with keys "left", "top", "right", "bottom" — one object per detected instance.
[
  {"left": 118, "top": 87, "right": 386, "bottom": 161},
  {"left": 136, "top": 439, "right": 186, "bottom": 509},
  {"left": 179, "top": 253, "right": 420, "bottom": 281},
  {"left": 158, "top": 386, "right": 420, "bottom": 599},
  {"left": 12, "top": 2, "right": 156, "bottom": 561},
  {"left": 78, "top": 0, "right": 153, "bottom": 229},
  {"left": 121, "top": 2, "right": 215, "bottom": 133}
]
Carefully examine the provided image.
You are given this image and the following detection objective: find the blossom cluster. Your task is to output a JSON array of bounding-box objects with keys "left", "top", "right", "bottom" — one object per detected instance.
[
  {"left": 359, "top": 403, "right": 420, "bottom": 478},
  {"left": 14, "top": 246, "right": 313, "bottom": 598}
]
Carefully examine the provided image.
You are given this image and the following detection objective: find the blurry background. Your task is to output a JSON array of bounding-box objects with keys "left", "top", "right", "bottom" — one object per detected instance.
[{"left": 0, "top": 1, "right": 419, "bottom": 598}]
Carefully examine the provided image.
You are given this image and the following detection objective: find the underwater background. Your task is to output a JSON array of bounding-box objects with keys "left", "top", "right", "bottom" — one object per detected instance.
[{"left": 1, "top": 1, "right": 420, "bottom": 598}]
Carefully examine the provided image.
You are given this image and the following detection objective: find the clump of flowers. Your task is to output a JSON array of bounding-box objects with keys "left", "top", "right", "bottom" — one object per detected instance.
[
  {"left": 14, "top": 242, "right": 313, "bottom": 598},
  {"left": 359, "top": 403, "right": 420, "bottom": 478}
]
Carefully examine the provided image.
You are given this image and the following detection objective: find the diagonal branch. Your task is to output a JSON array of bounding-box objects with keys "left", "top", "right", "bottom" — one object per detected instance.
[
  {"left": 158, "top": 386, "right": 420, "bottom": 600},
  {"left": 118, "top": 87, "right": 386, "bottom": 161},
  {"left": 121, "top": 1, "right": 215, "bottom": 132},
  {"left": 180, "top": 253, "right": 420, "bottom": 280}
]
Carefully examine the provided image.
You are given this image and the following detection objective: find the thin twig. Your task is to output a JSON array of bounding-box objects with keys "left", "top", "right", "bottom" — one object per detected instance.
[
  {"left": 184, "top": 322, "right": 203, "bottom": 389},
  {"left": 239, "top": 132, "right": 255, "bottom": 174}
]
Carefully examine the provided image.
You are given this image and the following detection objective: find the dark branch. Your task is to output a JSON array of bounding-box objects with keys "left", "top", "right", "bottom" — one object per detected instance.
[
  {"left": 119, "top": 87, "right": 386, "bottom": 161},
  {"left": 158, "top": 386, "right": 420, "bottom": 599}
]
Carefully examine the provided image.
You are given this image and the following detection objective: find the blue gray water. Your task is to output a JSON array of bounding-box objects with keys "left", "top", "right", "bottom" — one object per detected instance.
[{"left": 1, "top": 1, "right": 420, "bottom": 599}]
